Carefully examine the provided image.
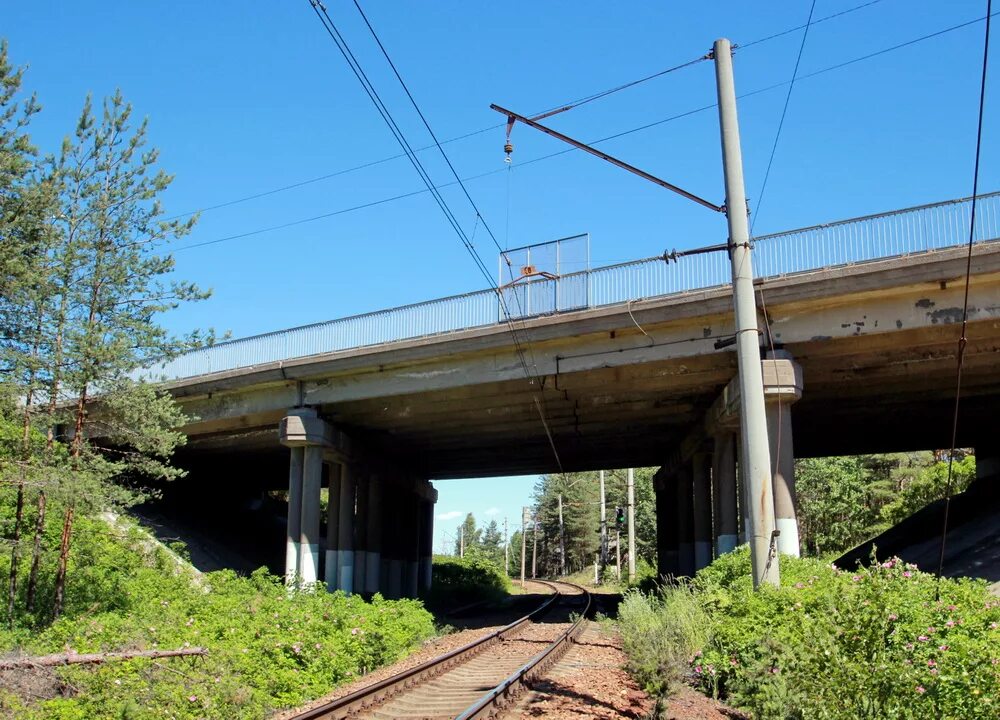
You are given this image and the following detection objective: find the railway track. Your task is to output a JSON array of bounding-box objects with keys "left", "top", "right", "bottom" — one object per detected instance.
[{"left": 288, "top": 579, "right": 591, "bottom": 720}]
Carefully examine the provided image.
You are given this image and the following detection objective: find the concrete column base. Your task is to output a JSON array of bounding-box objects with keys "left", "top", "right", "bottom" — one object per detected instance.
[
  {"left": 337, "top": 550, "right": 354, "bottom": 595},
  {"left": 405, "top": 561, "right": 419, "bottom": 598},
  {"left": 365, "top": 552, "right": 381, "bottom": 594},
  {"left": 694, "top": 541, "right": 712, "bottom": 571},
  {"left": 678, "top": 542, "right": 694, "bottom": 576},
  {"left": 324, "top": 549, "right": 337, "bottom": 592},
  {"left": 353, "top": 550, "right": 367, "bottom": 595},
  {"left": 388, "top": 559, "right": 403, "bottom": 599},
  {"left": 716, "top": 534, "right": 738, "bottom": 555},
  {"left": 776, "top": 518, "right": 801, "bottom": 558},
  {"left": 419, "top": 557, "right": 432, "bottom": 592},
  {"left": 380, "top": 559, "right": 390, "bottom": 595}
]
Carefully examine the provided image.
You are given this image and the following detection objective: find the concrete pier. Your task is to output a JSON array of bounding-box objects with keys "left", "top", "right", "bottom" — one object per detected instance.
[
  {"left": 299, "top": 445, "right": 323, "bottom": 585},
  {"left": 365, "top": 474, "right": 382, "bottom": 595},
  {"left": 692, "top": 453, "right": 712, "bottom": 571},
  {"left": 763, "top": 351, "right": 803, "bottom": 557},
  {"left": 324, "top": 463, "right": 342, "bottom": 591},
  {"left": 676, "top": 466, "right": 694, "bottom": 577},
  {"left": 285, "top": 447, "right": 304, "bottom": 586},
  {"left": 655, "top": 472, "right": 679, "bottom": 579},
  {"left": 712, "top": 432, "right": 739, "bottom": 555},
  {"left": 353, "top": 472, "right": 368, "bottom": 594},
  {"left": 337, "top": 464, "right": 356, "bottom": 594}
]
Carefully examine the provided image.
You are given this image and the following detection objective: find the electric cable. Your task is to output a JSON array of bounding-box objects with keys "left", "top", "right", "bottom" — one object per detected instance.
[
  {"left": 165, "top": 0, "right": 891, "bottom": 223},
  {"left": 936, "top": 0, "right": 991, "bottom": 592},
  {"left": 751, "top": 0, "right": 818, "bottom": 235},
  {"left": 348, "top": 0, "right": 562, "bottom": 470},
  {"left": 176, "top": 11, "right": 997, "bottom": 252}
]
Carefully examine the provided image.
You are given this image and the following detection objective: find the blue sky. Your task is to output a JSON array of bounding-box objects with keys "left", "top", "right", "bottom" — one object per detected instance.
[{"left": 5, "top": 1, "right": 995, "bottom": 546}]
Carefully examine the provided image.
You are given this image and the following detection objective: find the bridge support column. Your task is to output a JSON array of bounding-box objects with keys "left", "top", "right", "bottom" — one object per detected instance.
[
  {"left": 418, "top": 484, "right": 436, "bottom": 594},
  {"left": 737, "top": 435, "right": 748, "bottom": 546},
  {"left": 325, "top": 462, "right": 342, "bottom": 591},
  {"left": 284, "top": 447, "right": 304, "bottom": 586},
  {"left": 299, "top": 446, "right": 323, "bottom": 586},
  {"left": 712, "top": 432, "right": 739, "bottom": 556},
  {"left": 279, "top": 409, "right": 335, "bottom": 589},
  {"left": 676, "top": 465, "right": 694, "bottom": 577},
  {"left": 764, "top": 351, "right": 803, "bottom": 558},
  {"left": 405, "top": 482, "right": 420, "bottom": 598},
  {"left": 337, "top": 463, "right": 356, "bottom": 595},
  {"left": 692, "top": 453, "right": 712, "bottom": 571},
  {"left": 353, "top": 472, "right": 369, "bottom": 595},
  {"left": 976, "top": 452, "right": 999, "bottom": 481},
  {"left": 385, "top": 481, "right": 403, "bottom": 599},
  {"left": 655, "top": 472, "right": 679, "bottom": 579},
  {"left": 365, "top": 474, "right": 382, "bottom": 595}
]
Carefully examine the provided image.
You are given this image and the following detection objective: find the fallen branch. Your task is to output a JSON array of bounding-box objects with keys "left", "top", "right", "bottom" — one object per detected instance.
[{"left": 0, "top": 647, "right": 207, "bottom": 670}]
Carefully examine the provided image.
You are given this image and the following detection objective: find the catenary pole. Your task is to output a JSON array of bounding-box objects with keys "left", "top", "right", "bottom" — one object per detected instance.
[
  {"left": 599, "top": 470, "right": 607, "bottom": 569},
  {"left": 558, "top": 493, "right": 566, "bottom": 576},
  {"left": 627, "top": 468, "right": 637, "bottom": 582},
  {"left": 532, "top": 515, "right": 538, "bottom": 578},
  {"left": 520, "top": 507, "right": 528, "bottom": 588},
  {"left": 713, "top": 38, "right": 779, "bottom": 588},
  {"left": 504, "top": 516, "right": 509, "bottom": 576}
]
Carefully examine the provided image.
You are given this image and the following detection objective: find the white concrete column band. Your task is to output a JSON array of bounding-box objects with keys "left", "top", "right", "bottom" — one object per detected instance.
[
  {"left": 712, "top": 432, "right": 739, "bottom": 556},
  {"left": 325, "top": 463, "right": 342, "bottom": 591},
  {"left": 299, "top": 445, "right": 323, "bottom": 586},
  {"left": 337, "top": 463, "right": 356, "bottom": 595},
  {"left": 365, "top": 474, "right": 382, "bottom": 595},
  {"left": 691, "top": 453, "right": 713, "bottom": 571},
  {"left": 285, "top": 447, "right": 304, "bottom": 587},
  {"left": 763, "top": 350, "right": 803, "bottom": 558},
  {"left": 353, "top": 472, "right": 369, "bottom": 594}
]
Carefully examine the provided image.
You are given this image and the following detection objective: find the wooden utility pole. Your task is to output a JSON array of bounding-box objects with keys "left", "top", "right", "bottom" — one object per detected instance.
[{"left": 599, "top": 470, "right": 607, "bottom": 569}]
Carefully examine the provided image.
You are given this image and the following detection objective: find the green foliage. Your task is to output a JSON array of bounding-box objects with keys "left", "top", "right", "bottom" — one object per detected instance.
[
  {"left": 618, "top": 583, "right": 710, "bottom": 696},
  {"left": 620, "top": 548, "right": 1000, "bottom": 719},
  {"left": 426, "top": 554, "right": 510, "bottom": 609},
  {"left": 0, "top": 514, "right": 435, "bottom": 719},
  {"left": 795, "top": 453, "right": 977, "bottom": 557},
  {"left": 530, "top": 468, "right": 656, "bottom": 577}
]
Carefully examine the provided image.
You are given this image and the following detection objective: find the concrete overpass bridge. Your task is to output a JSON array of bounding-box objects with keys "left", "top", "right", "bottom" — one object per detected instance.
[{"left": 153, "top": 192, "right": 1000, "bottom": 596}]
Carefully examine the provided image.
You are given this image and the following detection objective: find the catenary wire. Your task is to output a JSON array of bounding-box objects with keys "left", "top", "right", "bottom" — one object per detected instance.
[
  {"left": 306, "top": 0, "right": 556, "bottom": 465},
  {"left": 347, "top": 0, "right": 562, "bottom": 470},
  {"left": 163, "top": 0, "right": 891, "bottom": 223},
  {"left": 175, "top": 12, "right": 997, "bottom": 253},
  {"left": 936, "top": 0, "right": 991, "bottom": 591},
  {"left": 750, "top": 0, "right": 818, "bottom": 234}
]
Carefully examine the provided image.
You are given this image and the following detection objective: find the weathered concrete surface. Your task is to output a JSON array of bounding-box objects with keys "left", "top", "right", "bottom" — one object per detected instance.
[{"left": 170, "top": 243, "right": 1000, "bottom": 479}]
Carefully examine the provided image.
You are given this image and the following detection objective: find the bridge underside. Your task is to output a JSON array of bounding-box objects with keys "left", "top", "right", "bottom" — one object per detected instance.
[{"left": 174, "top": 244, "right": 1000, "bottom": 480}]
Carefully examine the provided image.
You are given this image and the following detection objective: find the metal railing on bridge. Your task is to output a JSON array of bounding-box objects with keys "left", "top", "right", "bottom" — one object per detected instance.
[{"left": 150, "top": 191, "right": 1000, "bottom": 381}]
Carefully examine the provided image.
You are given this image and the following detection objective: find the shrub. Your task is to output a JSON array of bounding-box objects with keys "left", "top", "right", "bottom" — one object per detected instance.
[
  {"left": 425, "top": 555, "right": 510, "bottom": 609},
  {"left": 617, "top": 583, "right": 709, "bottom": 695},
  {"left": 619, "top": 548, "right": 1000, "bottom": 719},
  {"left": 0, "top": 515, "right": 436, "bottom": 719}
]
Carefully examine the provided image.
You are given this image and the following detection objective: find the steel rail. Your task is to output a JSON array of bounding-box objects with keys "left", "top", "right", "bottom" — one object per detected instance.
[
  {"left": 454, "top": 579, "right": 593, "bottom": 720},
  {"left": 286, "top": 580, "right": 565, "bottom": 720}
]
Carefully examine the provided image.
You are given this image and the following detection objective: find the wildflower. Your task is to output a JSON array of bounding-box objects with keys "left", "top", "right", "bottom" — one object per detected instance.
[
  {"left": 695, "top": 665, "right": 703, "bottom": 674},
  {"left": 188, "top": 695, "right": 197, "bottom": 702},
  {"left": 351, "top": 628, "right": 359, "bottom": 636},
  {"left": 948, "top": 605, "right": 957, "bottom": 611},
  {"left": 730, "top": 658, "right": 738, "bottom": 666},
  {"left": 903, "top": 571, "right": 912, "bottom": 578},
  {"left": 916, "top": 686, "right": 926, "bottom": 694},
  {"left": 708, "top": 666, "right": 716, "bottom": 675},
  {"left": 694, "top": 650, "right": 702, "bottom": 657},
  {"left": 315, "top": 643, "right": 322, "bottom": 649},
  {"left": 929, "top": 668, "right": 939, "bottom": 675},
  {"left": 114, "top": 679, "right": 122, "bottom": 686},
  {"left": 926, "top": 627, "right": 936, "bottom": 634},
  {"left": 851, "top": 575, "right": 861, "bottom": 582},
  {"left": 904, "top": 643, "right": 914, "bottom": 651},
  {"left": 889, "top": 614, "right": 898, "bottom": 621},
  {"left": 918, "top": 636, "right": 929, "bottom": 642},
  {"left": 185, "top": 618, "right": 194, "bottom": 627},
  {"left": 795, "top": 582, "right": 804, "bottom": 589},
  {"left": 945, "top": 620, "right": 955, "bottom": 628},
  {"left": 939, "top": 645, "right": 949, "bottom": 651},
  {"left": 991, "top": 622, "right": 998, "bottom": 630},
  {"left": 927, "top": 660, "right": 936, "bottom": 667},
  {"left": 770, "top": 667, "right": 780, "bottom": 674}
]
